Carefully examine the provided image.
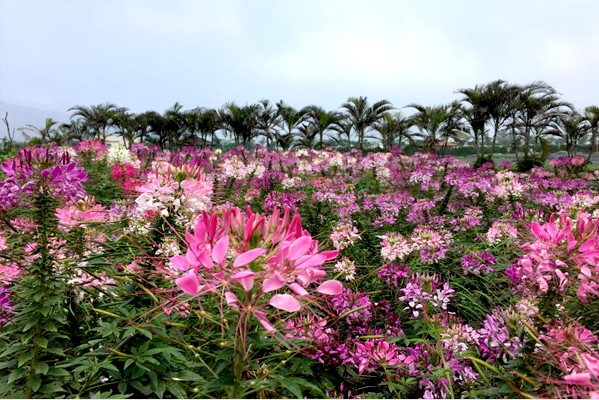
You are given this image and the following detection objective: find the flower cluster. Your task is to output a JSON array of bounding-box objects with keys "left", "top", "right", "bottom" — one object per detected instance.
[
  {"left": 134, "top": 163, "right": 213, "bottom": 223},
  {"left": 380, "top": 232, "right": 412, "bottom": 262},
  {"left": 399, "top": 273, "right": 455, "bottom": 318},
  {"left": 508, "top": 213, "right": 599, "bottom": 302},
  {"left": 333, "top": 257, "right": 357, "bottom": 281},
  {"left": 330, "top": 222, "right": 361, "bottom": 250},
  {"left": 169, "top": 206, "right": 342, "bottom": 332},
  {"left": 486, "top": 221, "right": 519, "bottom": 245},
  {"left": 0, "top": 147, "right": 88, "bottom": 211},
  {"left": 377, "top": 262, "right": 409, "bottom": 286},
  {"left": 477, "top": 309, "right": 522, "bottom": 363},
  {"left": 73, "top": 139, "right": 108, "bottom": 159},
  {"left": 106, "top": 145, "right": 135, "bottom": 165},
  {"left": 411, "top": 227, "right": 453, "bottom": 264},
  {"left": 0, "top": 286, "right": 15, "bottom": 326},
  {"left": 460, "top": 251, "right": 495, "bottom": 275}
]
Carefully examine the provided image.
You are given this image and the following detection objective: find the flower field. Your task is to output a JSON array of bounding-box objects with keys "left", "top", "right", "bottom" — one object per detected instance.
[{"left": 1, "top": 141, "right": 599, "bottom": 398}]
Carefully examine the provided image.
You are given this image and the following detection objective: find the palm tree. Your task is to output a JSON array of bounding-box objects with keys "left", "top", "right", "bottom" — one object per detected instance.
[
  {"left": 293, "top": 124, "right": 319, "bottom": 149},
  {"left": 144, "top": 111, "right": 169, "bottom": 148},
  {"left": 219, "top": 102, "right": 261, "bottom": 146},
  {"left": 584, "top": 105, "right": 599, "bottom": 154},
  {"left": 341, "top": 96, "right": 393, "bottom": 150},
  {"left": 58, "top": 119, "right": 85, "bottom": 144},
  {"left": 133, "top": 111, "right": 156, "bottom": 144},
  {"left": 193, "top": 108, "right": 221, "bottom": 147},
  {"left": 275, "top": 101, "right": 306, "bottom": 150},
  {"left": 406, "top": 102, "right": 464, "bottom": 153},
  {"left": 68, "top": 103, "right": 127, "bottom": 142},
  {"left": 546, "top": 111, "right": 589, "bottom": 156},
  {"left": 2, "top": 112, "right": 16, "bottom": 149},
  {"left": 112, "top": 110, "right": 136, "bottom": 147},
  {"left": 373, "top": 112, "right": 414, "bottom": 151},
  {"left": 457, "top": 79, "right": 516, "bottom": 160},
  {"left": 163, "top": 102, "right": 187, "bottom": 149},
  {"left": 302, "top": 105, "right": 343, "bottom": 149},
  {"left": 256, "top": 99, "right": 279, "bottom": 149},
  {"left": 508, "top": 82, "right": 571, "bottom": 158},
  {"left": 19, "top": 118, "right": 60, "bottom": 143}
]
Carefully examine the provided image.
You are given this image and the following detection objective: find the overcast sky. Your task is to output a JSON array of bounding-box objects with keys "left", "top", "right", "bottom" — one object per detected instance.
[{"left": 1, "top": 0, "right": 598, "bottom": 116}]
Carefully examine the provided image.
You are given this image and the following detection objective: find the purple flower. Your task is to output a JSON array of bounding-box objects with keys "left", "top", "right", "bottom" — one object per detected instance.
[
  {"left": 330, "top": 289, "right": 372, "bottom": 326},
  {"left": 460, "top": 251, "right": 495, "bottom": 275},
  {"left": 0, "top": 147, "right": 88, "bottom": 210},
  {"left": 378, "top": 262, "right": 409, "bottom": 286},
  {"left": 477, "top": 309, "right": 522, "bottom": 363},
  {"left": 0, "top": 286, "right": 15, "bottom": 326}
]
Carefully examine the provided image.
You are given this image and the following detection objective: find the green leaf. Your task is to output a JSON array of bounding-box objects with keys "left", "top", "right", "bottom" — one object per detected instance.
[
  {"left": 123, "top": 326, "right": 136, "bottom": 339},
  {"left": 42, "top": 321, "right": 58, "bottom": 332},
  {"left": 130, "top": 380, "right": 152, "bottom": 395},
  {"left": 0, "top": 345, "right": 23, "bottom": 358},
  {"left": 39, "top": 306, "right": 52, "bottom": 317},
  {"left": 39, "top": 382, "right": 66, "bottom": 394},
  {"left": 138, "top": 329, "right": 153, "bottom": 340},
  {"left": 35, "top": 362, "right": 49, "bottom": 375},
  {"left": 23, "top": 317, "right": 39, "bottom": 332},
  {"left": 17, "top": 352, "right": 33, "bottom": 368},
  {"left": 130, "top": 365, "right": 146, "bottom": 380},
  {"left": 0, "top": 359, "right": 16, "bottom": 369},
  {"left": 35, "top": 337, "right": 49, "bottom": 349},
  {"left": 47, "top": 347, "right": 66, "bottom": 356},
  {"left": 29, "top": 375, "right": 42, "bottom": 393},
  {"left": 147, "top": 370, "right": 158, "bottom": 391},
  {"left": 169, "top": 370, "right": 204, "bottom": 382},
  {"left": 278, "top": 377, "right": 303, "bottom": 399},
  {"left": 48, "top": 367, "right": 70, "bottom": 377},
  {"left": 99, "top": 362, "right": 120, "bottom": 373},
  {"left": 166, "top": 381, "right": 187, "bottom": 399},
  {"left": 123, "top": 358, "right": 134, "bottom": 370},
  {"left": 7, "top": 368, "right": 27, "bottom": 384},
  {"left": 142, "top": 357, "right": 159, "bottom": 366}
]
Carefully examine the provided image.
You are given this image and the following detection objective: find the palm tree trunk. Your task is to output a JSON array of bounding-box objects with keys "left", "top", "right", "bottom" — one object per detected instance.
[{"left": 490, "top": 121, "right": 500, "bottom": 158}]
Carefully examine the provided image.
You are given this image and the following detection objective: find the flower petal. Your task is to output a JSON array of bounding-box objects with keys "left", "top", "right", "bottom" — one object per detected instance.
[
  {"left": 316, "top": 280, "right": 343, "bottom": 295},
  {"left": 225, "top": 291, "right": 240, "bottom": 311},
  {"left": 263, "top": 273, "right": 286, "bottom": 292},
  {"left": 269, "top": 294, "right": 301, "bottom": 312},
  {"left": 254, "top": 310, "right": 275, "bottom": 333},
  {"left": 233, "top": 248, "right": 266, "bottom": 267},
  {"left": 169, "top": 255, "right": 189, "bottom": 271},
  {"left": 564, "top": 372, "right": 591, "bottom": 386},
  {"left": 287, "top": 235, "right": 312, "bottom": 261},
  {"left": 289, "top": 283, "right": 309, "bottom": 296},
  {"left": 232, "top": 269, "right": 255, "bottom": 291},
  {"left": 175, "top": 270, "right": 199, "bottom": 295},
  {"left": 295, "top": 253, "right": 327, "bottom": 269},
  {"left": 212, "top": 235, "right": 229, "bottom": 264}
]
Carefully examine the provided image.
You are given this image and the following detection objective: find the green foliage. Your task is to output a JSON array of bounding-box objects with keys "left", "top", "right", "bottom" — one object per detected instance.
[
  {"left": 0, "top": 190, "right": 73, "bottom": 397},
  {"left": 473, "top": 155, "right": 494, "bottom": 169},
  {"left": 514, "top": 156, "right": 544, "bottom": 172},
  {"left": 81, "top": 158, "right": 126, "bottom": 205}
]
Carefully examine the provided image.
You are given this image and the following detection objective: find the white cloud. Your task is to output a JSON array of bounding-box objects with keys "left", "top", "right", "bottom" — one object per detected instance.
[
  {"left": 259, "top": 17, "right": 482, "bottom": 88},
  {"left": 118, "top": 0, "right": 242, "bottom": 41}
]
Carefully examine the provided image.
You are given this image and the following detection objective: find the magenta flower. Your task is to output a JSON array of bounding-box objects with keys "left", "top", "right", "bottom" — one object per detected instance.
[
  {"left": 0, "top": 147, "right": 88, "bottom": 210},
  {"left": 168, "top": 206, "right": 342, "bottom": 332}
]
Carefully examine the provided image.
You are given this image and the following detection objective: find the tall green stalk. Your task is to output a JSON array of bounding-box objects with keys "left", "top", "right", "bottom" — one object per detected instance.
[{"left": 0, "top": 188, "right": 72, "bottom": 397}]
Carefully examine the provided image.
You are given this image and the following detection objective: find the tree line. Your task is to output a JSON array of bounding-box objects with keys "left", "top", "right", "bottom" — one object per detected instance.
[{"left": 7, "top": 80, "right": 599, "bottom": 163}]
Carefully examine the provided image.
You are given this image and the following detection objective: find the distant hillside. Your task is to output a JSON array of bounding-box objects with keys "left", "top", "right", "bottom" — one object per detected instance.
[{"left": 0, "top": 102, "right": 70, "bottom": 141}]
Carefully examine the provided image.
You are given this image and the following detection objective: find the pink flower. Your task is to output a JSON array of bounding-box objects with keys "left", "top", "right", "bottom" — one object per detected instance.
[
  {"left": 168, "top": 206, "right": 342, "bottom": 333},
  {"left": 564, "top": 372, "right": 592, "bottom": 386}
]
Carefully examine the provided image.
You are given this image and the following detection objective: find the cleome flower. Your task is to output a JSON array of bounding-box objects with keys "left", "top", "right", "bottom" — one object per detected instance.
[{"left": 168, "top": 206, "right": 342, "bottom": 332}]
